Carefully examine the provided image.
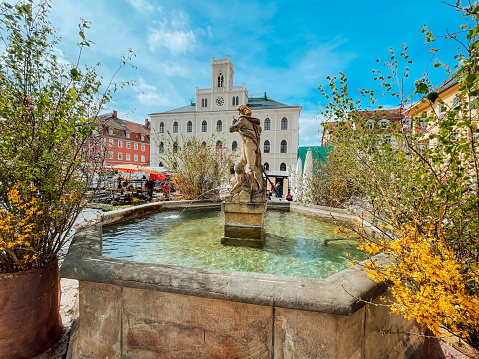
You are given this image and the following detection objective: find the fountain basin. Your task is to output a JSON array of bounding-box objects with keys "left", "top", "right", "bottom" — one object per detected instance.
[{"left": 61, "top": 201, "right": 426, "bottom": 359}]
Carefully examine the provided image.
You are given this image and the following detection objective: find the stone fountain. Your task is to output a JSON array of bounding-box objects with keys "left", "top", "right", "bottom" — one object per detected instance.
[{"left": 222, "top": 106, "right": 267, "bottom": 247}]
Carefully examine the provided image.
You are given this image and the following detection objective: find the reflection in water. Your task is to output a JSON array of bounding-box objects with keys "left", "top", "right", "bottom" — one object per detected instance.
[{"left": 102, "top": 210, "right": 363, "bottom": 279}]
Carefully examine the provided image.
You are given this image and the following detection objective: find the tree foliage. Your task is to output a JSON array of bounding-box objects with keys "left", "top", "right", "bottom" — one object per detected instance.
[
  {"left": 157, "top": 133, "right": 237, "bottom": 200},
  {"left": 0, "top": 0, "right": 132, "bottom": 272},
  {"left": 319, "top": 3, "right": 479, "bottom": 349}
]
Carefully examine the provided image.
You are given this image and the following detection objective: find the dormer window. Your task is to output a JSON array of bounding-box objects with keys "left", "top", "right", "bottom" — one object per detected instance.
[
  {"left": 141, "top": 134, "right": 145, "bottom": 141},
  {"left": 126, "top": 132, "right": 130, "bottom": 139},
  {"left": 108, "top": 128, "right": 113, "bottom": 136},
  {"left": 367, "top": 120, "right": 374, "bottom": 130},
  {"left": 217, "top": 73, "right": 224, "bottom": 87}
]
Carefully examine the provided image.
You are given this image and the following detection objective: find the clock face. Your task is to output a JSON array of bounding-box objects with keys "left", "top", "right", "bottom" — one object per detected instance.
[{"left": 216, "top": 97, "right": 224, "bottom": 106}]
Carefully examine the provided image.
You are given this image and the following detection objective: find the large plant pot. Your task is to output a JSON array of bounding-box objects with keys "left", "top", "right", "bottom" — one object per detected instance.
[{"left": 0, "top": 260, "right": 62, "bottom": 359}]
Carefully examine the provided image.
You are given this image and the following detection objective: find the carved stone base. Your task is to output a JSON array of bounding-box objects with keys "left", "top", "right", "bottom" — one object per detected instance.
[{"left": 221, "top": 202, "right": 267, "bottom": 247}]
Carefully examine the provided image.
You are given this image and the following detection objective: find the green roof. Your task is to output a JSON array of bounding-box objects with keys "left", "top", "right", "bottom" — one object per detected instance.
[{"left": 298, "top": 146, "right": 331, "bottom": 171}]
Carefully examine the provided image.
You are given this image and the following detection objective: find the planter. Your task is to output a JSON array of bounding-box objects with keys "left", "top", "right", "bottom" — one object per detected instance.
[{"left": 0, "top": 260, "right": 62, "bottom": 359}]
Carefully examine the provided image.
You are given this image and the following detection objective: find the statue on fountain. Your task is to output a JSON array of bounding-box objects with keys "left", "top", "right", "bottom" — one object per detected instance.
[{"left": 225, "top": 105, "right": 266, "bottom": 203}]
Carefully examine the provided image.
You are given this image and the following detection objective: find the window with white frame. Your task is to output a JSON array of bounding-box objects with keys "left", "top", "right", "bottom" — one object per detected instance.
[
  {"left": 264, "top": 118, "right": 271, "bottom": 130},
  {"left": 118, "top": 140, "right": 123, "bottom": 148},
  {"left": 126, "top": 132, "right": 130, "bottom": 139},
  {"left": 216, "top": 120, "right": 222, "bottom": 132},
  {"left": 134, "top": 154, "right": 138, "bottom": 161},
  {"left": 386, "top": 135, "right": 392, "bottom": 143},
  {"left": 159, "top": 142, "right": 164, "bottom": 153},
  {"left": 141, "top": 134, "right": 145, "bottom": 141},
  {"left": 134, "top": 143, "right": 138, "bottom": 150},
  {"left": 118, "top": 152, "right": 123, "bottom": 160},
  {"left": 281, "top": 117, "right": 288, "bottom": 130},
  {"left": 263, "top": 162, "right": 269, "bottom": 171},
  {"left": 126, "top": 153, "right": 131, "bottom": 161},
  {"left": 187, "top": 121, "right": 192, "bottom": 132},
  {"left": 109, "top": 139, "right": 114, "bottom": 146},
  {"left": 280, "top": 140, "right": 287, "bottom": 153},
  {"left": 159, "top": 122, "right": 164, "bottom": 133},
  {"left": 126, "top": 142, "right": 131, "bottom": 149},
  {"left": 108, "top": 151, "right": 113, "bottom": 159},
  {"left": 108, "top": 128, "right": 113, "bottom": 135},
  {"left": 202, "top": 120, "right": 207, "bottom": 132},
  {"left": 378, "top": 119, "right": 389, "bottom": 128},
  {"left": 368, "top": 120, "right": 374, "bottom": 130},
  {"left": 280, "top": 163, "right": 286, "bottom": 171},
  {"left": 232, "top": 141, "right": 237, "bottom": 151},
  {"left": 264, "top": 140, "right": 270, "bottom": 153},
  {"left": 173, "top": 122, "right": 178, "bottom": 133},
  {"left": 141, "top": 144, "right": 145, "bottom": 151},
  {"left": 141, "top": 155, "right": 145, "bottom": 162}
]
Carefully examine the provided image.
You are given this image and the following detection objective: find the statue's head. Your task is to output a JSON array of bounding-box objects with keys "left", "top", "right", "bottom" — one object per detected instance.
[{"left": 237, "top": 105, "right": 251, "bottom": 116}]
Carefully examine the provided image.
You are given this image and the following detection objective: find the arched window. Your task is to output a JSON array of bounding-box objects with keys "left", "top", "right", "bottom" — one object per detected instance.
[
  {"left": 217, "top": 73, "right": 224, "bottom": 87},
  {"left": 232, "top": 141, "right": 238, "bottom": 151},
  {"left": 173, "top": 121, "right": 178, "bottom": 133},
  {"left": 216, "top": 140, "right": 222, "bottom": 149},
  {"left": 201, "top": 141, "right": 206, "bottom": 148},
  {"left": 216, "top": 120, "right": 223, "bottom": 131},
  {"left": 264, "top": 162, "right": 269, "bottom": 171},
  {"left": 280, "top": 140, "right": 287, "bottom": 153},
  {"left": 280, "top": 163, "right": 286, "bottom": 171},
  {"left": 159, "top": 122, "right": 164, "bottom": 133},
  {"left": 187, "top": 121, "right": 192, "bottom": 132},
  {"left": 202, "top": 120, "right": 207, "bottom": 132},
  {"left": 235, "top": 96, "right": 239, "bottom": 105},
  {"left": 232, "top": 96, "right": 236, "bottom": 106},
  {"left": 204, "top": 98, "right": 207, "bottom": 107},
  {"left": 264, "top": 140, "right": 270, "bottom": 153},
  {"left": 201, "top": 99, "right": 204, "bottom": 107},
  {"left": 159, "top": 161, "right": 163, "bottom": 167},
  {"left": 173, "top": 142, "right": 178, "bottom": 153},
  {"left": 159, "top": 142, "right": 164, "bottom": 153},
  {"left": 264, "top": 118, "right": 271, "bottom": 130},
  {"left": 281, "top": 117, "right": 288, "bottom": 130}
]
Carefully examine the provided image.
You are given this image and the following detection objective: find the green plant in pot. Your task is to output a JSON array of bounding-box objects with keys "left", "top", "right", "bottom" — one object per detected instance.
[{"left": 0, "top": 1, "right": 132, "bottom": 357}]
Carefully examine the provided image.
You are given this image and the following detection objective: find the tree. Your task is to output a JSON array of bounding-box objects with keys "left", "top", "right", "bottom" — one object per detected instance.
[
  {"left": 157, "top": 133, "right": 237, "bottom": 200},
  {"left": 0, "top": 0, "right": 133, "bottom": 273},
  {"left": 319, "top": 3, "right": 479, "bottom": 350}
]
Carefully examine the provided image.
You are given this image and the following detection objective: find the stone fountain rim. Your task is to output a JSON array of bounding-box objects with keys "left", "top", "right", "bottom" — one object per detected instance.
[{"left": 60, "top": 200, "right": 387, "bottom": 316}]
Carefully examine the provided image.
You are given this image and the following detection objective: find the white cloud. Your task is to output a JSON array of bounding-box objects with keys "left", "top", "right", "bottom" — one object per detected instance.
[
  {"left": 160, "top": 61, "right": 190, "bottom": 77},
  {"left": 126, "top": 0, "right": 155, "bottom": 14},
  {"left": 299, "top": 113, "right": 323, "bottom": 147},
  {"left": 136, "top": 77, "right": 172, "bottom": 106},
  {"left": 147, "top": 10, "right": 196, "bottom": 55}
]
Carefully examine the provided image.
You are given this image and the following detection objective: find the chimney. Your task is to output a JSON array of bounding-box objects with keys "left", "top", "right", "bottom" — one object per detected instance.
[
  {"left": 113, "top": 110, "right": 117, "bottom": 118},
  {"left": 145, "top": 119, "right": 150, "bottom": 128}
]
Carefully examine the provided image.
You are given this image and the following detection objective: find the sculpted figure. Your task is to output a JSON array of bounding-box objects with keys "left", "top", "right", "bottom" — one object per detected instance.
[{"left": 229, "top": 105, "right": 264, "bottom": 194}]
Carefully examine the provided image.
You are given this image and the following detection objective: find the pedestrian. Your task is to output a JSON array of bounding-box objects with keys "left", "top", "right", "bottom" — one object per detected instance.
[
  {"left": 163, "top": 181, "right": 170, "bottom": 201},
  {"left": 276, "top": 182, "right": 282, "bottom": 198},
  {"left": 146, "top": 178, "right": 155, "bottom": 199}
]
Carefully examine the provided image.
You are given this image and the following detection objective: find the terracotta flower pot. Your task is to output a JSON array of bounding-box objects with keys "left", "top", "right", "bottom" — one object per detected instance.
[{"left": 0, "top": 260, "right": 62, "bottom": 359}]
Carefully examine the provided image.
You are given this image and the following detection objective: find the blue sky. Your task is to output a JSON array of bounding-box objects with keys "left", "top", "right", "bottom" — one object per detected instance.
[{"left": 50, "top": 0, "right": 467, "bottom": 146}]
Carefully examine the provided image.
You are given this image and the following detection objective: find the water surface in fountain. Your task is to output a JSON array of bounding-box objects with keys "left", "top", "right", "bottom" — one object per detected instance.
[{"left": 102, "top": 209, "right": 363, "bottom": 279}]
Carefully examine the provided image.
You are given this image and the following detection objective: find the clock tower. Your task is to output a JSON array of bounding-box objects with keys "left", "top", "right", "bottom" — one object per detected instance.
[{"left": 195, "top": 56, "right": 248, "bottom": 112}]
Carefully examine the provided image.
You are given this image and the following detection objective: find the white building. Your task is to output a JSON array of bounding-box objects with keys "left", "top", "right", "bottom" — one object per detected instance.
[{"left": 149, "top": 56, "right": 301, "bottom": 187}]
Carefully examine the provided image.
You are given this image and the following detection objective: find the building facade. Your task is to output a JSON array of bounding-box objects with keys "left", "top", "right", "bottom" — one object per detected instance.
[
  {"left": 149, "top": 56, "right": 301, "bottom": 181},
  {"left": 100, "top": 111, "right": 151, "bottom": 166}
]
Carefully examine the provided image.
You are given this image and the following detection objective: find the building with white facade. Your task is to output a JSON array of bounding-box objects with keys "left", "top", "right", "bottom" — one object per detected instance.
[{"left": 149, "top": 56, "right": 301, "bottom": 189}]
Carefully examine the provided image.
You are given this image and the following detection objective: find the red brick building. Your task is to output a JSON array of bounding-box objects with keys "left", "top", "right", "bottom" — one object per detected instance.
[{"left": 100, "top": 111, "right": 151, "bottom": 166}]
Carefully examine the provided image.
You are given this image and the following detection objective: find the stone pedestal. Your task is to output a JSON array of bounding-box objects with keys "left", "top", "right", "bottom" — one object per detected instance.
[{"left": 221, "top": 202, "right": 267, "bottom": 248}]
